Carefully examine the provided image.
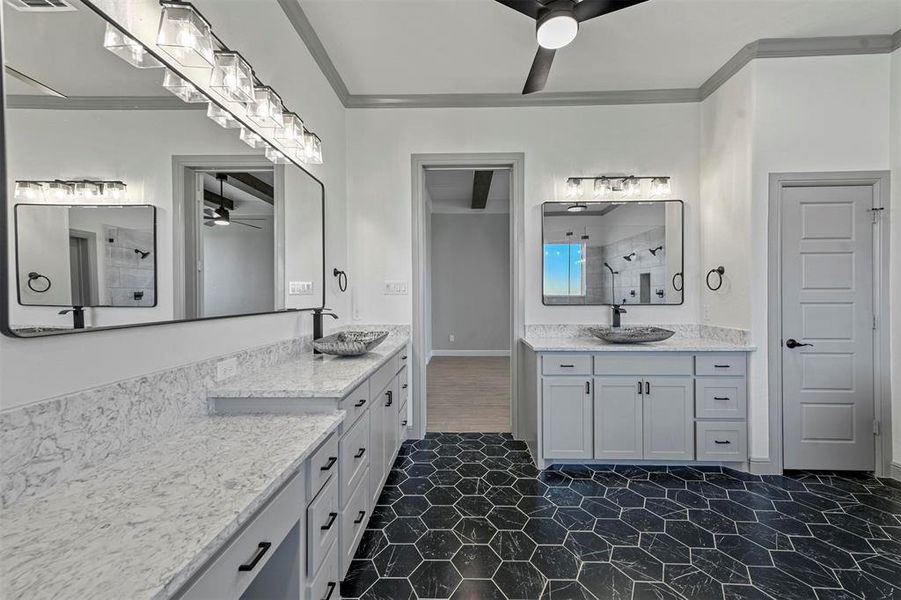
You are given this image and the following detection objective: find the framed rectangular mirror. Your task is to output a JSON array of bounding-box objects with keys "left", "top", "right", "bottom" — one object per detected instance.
[
  {"left": 542, "top": 200, "right": 684, "bottom": 306},
  {"left": 1, "top": 0, "right": 325, "bottom": 337}
]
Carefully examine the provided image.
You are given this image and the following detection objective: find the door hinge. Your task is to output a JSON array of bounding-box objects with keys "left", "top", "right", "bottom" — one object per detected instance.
[
  {"left": 873, "top": 419, "right": 880, "bottom": 436},
  {"left": 873, "top": 314, "right": 877, "bottom": 331},
  {"left": 868, "top": 207, "right": 884, "bottom": 224}
]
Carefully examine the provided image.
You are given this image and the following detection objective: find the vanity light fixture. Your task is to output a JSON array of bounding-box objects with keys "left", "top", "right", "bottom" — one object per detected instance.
[
  {"left": 14, "top": 181, "right": 43, "bottom": 201},
  {"left": 650, "top": 177, "right": 672, "bottom": 198},
  {"left": 103, "top": 23, "right": 163, "bottom": 69},
  {"left": 265, "top": 147, "right": 291, "bottom": 164},
  {"left": 207, "top": 102, "right": 241, "bottom": 129},
  {"left": 102, "top": 181, "right": 128, "bottom": 200},
  {"left": 210, "top": 51, "right": 255, "bottom": 104},
  {"left": 593, "top": 176, "right": 612, "bottom": 198},
  {"left": 564, "top": 175, "right": 673, "bottom": 200},
  {"left": 622, "top": 176, "right": 641, "bottom": 198},
  {"left": 239, "top": 127, "right": 268, "bottom": 149},
  {"left": 162, "top": 70, "right": 207, "bottom": 103},
  {"left": 565, "top": 178, "right": 583, "bottom": 199},
  {"left": 46, "top": 181, "right": 75, "bottom": 201},
  {"left": 74, "top": 181, "right": 103, "bottom": 199},
  {"left": 303, "top": 130, "right": 323, "bottom": 165},
  {"left": 275, "top": 112, "right": 304, "bottom": 149},
  {"left": 249, "top": 86, "right": 284, "bottom": 129},
  {"left": 15, "top": 180, "right": 128, "bottom": 202},
  {"left": 156, "top": 1, "right": 215, "bottom": 68}
]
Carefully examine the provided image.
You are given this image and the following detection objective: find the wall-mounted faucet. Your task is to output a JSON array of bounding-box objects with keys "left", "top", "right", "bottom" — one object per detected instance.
[{"left": 611, "top": 304, "right": 627, "bottom": 328}]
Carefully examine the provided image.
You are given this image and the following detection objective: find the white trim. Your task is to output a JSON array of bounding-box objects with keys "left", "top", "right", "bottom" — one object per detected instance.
[
  {"left": 890, "top": 462, "right": 901, "bottom": 482},
  {"left": 430, "top": 350, "right": 512, "bottom": 358},
  {"left": 412, "top": 153, "right": 525, "bottom": 441}
]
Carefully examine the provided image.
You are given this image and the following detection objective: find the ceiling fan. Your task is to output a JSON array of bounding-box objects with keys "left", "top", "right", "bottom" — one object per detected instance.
[
  {"left": 203, "top": 173, "right": 266, "bottom": 229},
  {"left": 494, "top": 0, "right": 649, "bottom": 94}
]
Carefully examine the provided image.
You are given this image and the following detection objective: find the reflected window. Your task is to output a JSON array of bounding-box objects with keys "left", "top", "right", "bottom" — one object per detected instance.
[{"left": 543, "top": 242, "right": 585, "bottom": 297}]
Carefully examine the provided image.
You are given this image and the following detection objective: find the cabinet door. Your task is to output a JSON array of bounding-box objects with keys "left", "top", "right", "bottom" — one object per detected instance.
[
  {"left": 542, "top": 377, "right": 593, "bottom": 459},
  {"left": 369, "top": 388, "right": 386, "bottom": 504},
  {"left": 642, "top": 376, "right": 694, "bottom": 461},
  {"left": 593, "top": 377, "right": 643, "bottom": 460},
  {"left": 383, "top": 377, "right": 399, "bottom": 472}
]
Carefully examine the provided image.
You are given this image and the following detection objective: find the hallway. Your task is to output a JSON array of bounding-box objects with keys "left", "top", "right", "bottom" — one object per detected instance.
[{"left": 427, "top": 357, "right": 511, "bottom": 432}]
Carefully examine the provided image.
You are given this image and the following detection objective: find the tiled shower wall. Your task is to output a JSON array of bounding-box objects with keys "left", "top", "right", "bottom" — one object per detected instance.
[
  {"left": 103, "top": 225, "right": 155, "bottom": 307},
  {"left": 589, "top": 226, "right": 668, "bottom": 305}
]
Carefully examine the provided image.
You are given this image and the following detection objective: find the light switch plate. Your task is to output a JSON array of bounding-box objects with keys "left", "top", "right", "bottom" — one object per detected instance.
[
  {"left": 289, "top": 281, "right": 314, "bottom": 295},
  {"left": 216, "top": 357, "right": 238, "bottom": 382},
  {"left": 383, "top": 280, "right": 408, "bottom": 295}
]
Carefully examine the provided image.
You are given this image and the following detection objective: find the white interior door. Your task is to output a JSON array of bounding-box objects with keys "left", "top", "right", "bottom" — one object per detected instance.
[{"left": 781, "top": 184, "right": 875, "bottom": 471}]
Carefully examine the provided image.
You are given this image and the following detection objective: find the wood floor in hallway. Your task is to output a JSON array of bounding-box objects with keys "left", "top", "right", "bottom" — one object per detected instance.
[{"left": 426, "top": 356, "right": 510, "bottom": 432}]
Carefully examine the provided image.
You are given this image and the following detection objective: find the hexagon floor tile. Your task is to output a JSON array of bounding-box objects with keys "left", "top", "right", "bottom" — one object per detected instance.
[{"left": 340, "top": 433, "right": 901, "bottom": 599}]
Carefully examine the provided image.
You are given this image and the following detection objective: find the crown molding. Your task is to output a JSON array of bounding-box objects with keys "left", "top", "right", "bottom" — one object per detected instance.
[
  {"left": 345, "top": 88, "right": 700, "bottom": 109},
  {"left": 6, "top": 95, "right": 203, "bottom": 110},
  {"left": 893, "top": 28, "right": 901, "bottom": 51}
]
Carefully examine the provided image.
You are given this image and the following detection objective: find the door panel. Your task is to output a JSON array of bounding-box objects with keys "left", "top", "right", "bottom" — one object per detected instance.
[
  {"left": 781, "top": 184, "right": 874, "bottom": 470},
  {"left": 643, "top": 376, "right": 694, "bottom": 461},
  {"left": 593, "top": 377, "right": 642, "bottom": 460},
  {"left": 542, "top": 378, "right": 592, "bottom": 459}
]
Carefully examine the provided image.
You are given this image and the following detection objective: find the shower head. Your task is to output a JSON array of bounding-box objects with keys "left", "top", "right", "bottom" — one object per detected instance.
[
  {"left": 622, "top": 252, "right": 636, "bottom": 262},
  {"left": 134, "top": 249, "right": 151, "bottom": 259},
  {"left": 648, "top": 246, "right": 664, "bottom": 256}
]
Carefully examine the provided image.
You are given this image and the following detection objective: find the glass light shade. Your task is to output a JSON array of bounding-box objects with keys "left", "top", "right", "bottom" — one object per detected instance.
[
  {"left": 275, "top": 112, "right": 304, "bottom": 148},
  {"left": 567, "top": 203, "right": 588, "bottom": 213},
  {"left": 14, "top": 181, "right": 43, "bottom": 201},
  {"left": 46, "top": 181, "right": 74, "bottom": 201},
  {"left": 239, "top": 127, "right": 268, "bottom": 149},
  {"left": 248, "top": 86, "right": 283, "bottom": 129},
  {"left": 103, "top": 181, "right": 127, "bottom": 200},
  {"left": 162, "top": 70, "right": 207, "bottom": 103},
  {"left": 103, "top": 23, "right": 163, "bottom": 69},
  {"left": 265, "top": 147, "right": 291, "bottom": 164},
  {"left": 537, "top": 14, "right": 578, "bottom": 49},
  {"left": 210, "top": 51, "right": 255, "bottom": 104},
  {"left": 593, "top": 177, "right": 612, "bottom": 198},
  {"left": 74, "top": 181, "right": 102, "bottom": 199},
  {"left": 650, "top": 177, "right": 672, "bottom": 198},
  {"left": 206, "top": 103, "right": 241, "bottom": 129},
  {"left": 622, "top": 177, "right": 641, "bottom": 198},
  {"left": 304, "top": 131, "right": 323, "bottom": 165},
  {"left": 565, "top": 178, "right": 583, "bottom": 199},
  {"left": 157, "top": 2, "right": 215, "bottom": 68}
]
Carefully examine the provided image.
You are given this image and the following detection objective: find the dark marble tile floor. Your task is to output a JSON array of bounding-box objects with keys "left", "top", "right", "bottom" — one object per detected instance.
[{"left": 341, "top": 433, "right": 901, "bottom": 600}]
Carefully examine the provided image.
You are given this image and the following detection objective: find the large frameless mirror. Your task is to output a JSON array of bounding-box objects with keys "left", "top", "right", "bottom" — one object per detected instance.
[
  {"left": 542, "top": 200, "right": 684, "bottom": 306},
  {"left": 1, "top": 0, "right": 325, "bottom": 336}
]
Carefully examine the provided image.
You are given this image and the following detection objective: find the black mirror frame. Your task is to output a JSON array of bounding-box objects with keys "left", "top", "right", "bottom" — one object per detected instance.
[{"left": 0, "top": 2, "right": 327, "bottom": 338}]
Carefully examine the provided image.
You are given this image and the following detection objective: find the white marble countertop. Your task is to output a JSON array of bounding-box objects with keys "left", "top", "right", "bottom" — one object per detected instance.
[
  {"left": 208, "top": 329, "right": 410, "bottom": 400},
  {"left": 0, "top": 412, "right": 344, "bottom": 600},
  {"left": 522, "top": 335, "right": 755, "bottom": 352}
]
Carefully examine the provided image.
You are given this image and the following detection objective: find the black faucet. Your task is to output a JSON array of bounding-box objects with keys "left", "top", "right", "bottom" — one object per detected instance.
[
  {"left": 300, "top": 307, "right": 338, "bottom": 354},
  {"left": 59, "top": 306, "right": 85, "bottom": 329},
  {"left": 611, "top": 304, "right": 627, "bottom": 328}
]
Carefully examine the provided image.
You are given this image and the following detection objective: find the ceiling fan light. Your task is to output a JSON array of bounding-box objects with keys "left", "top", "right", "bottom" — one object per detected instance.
[
  {"left": 536, "top": 11, "right": 578, "bottom": 50},
  {"left": 213, "top": 207, "right": 230, "bottom": 225},
  {"left": 567, "top": 203, "right": 588, "bottom": 213}
]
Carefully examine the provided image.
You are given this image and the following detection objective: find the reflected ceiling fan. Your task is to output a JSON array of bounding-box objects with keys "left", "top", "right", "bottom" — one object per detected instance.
[
  {"left": 494, "top": 0, "right": 649, "bottom": 94},
  {"left": 203, "top": 173, "right": 266, "bottom": 229}
]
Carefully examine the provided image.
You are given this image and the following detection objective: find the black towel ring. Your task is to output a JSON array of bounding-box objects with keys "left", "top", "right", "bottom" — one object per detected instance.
[
  {"left": 27, "top": 271, "right": 52, "bottom": 293},
  {"left": 671, "top": 272, "right": 683, "bottom": 292},
  {"left": 333, "top": 268, "right": 348, "bottom": 292},
  {"left": 706, "top": 266, "right": 725, "bottom": 291}
]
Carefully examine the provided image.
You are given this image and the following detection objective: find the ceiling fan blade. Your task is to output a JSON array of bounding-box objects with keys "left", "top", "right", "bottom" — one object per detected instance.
[
  {"left": 232, "top": 220, "right": 262, "bottom": 230},
  {"left": 4, "top": 65, "right": 67, "bottom": 98},
  {"left": 574, "top": 0, "right": 648, "bottom": 23},
  {"left": 492, "top": 0, "right": 545, "bottom": 20},
  {"left": 522, "top": 46, "right": 556, "bottom": 95}
]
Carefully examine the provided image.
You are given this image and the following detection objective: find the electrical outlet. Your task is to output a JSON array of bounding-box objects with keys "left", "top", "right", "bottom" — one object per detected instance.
[
  {"left": 449, "top": 334, "right": 455, "bottom": 343},
  {"left": 216, "top": 357, "right": 238, "bottom": 382},
  {"left": 703, "top": 303, "right": 711, "bottom": 323},
  {"left": 383, "top": 280, "right": 408, "bottom": 295},
  {"left": 288, "top": 281, "right": 313, "bottom": 296}
]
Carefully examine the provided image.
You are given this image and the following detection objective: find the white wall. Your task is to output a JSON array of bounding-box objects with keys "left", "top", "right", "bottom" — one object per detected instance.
[
  {"left": 203, "top": 215, "right": 275, "bottom": 318},
  {"left": 14, "top": 206, "right": 72, "bottom": 308},
  {"left": 346, "top": 103, "right": 702, "bottom": 328},
  {"left": 430, "top": 213, "right": 510, "bottom": 352},
  {"left": 1, "top": 0, "right": 347, "bottom": 411},
  {"left": 891, "top": 48, "right": 901, "bottom": 466}
]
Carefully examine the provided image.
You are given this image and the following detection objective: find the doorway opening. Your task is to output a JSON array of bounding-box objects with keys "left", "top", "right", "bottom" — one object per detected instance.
[{"left": 412, "top": 153, "right": 525, "bottom": 440}]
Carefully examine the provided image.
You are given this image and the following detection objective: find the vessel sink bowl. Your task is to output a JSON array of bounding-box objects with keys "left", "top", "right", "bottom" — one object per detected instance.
[
  {"left": 313, "top": 330, "right": 389, "bottom": 356},
  {"left": 588, "top": 326, "right": 675, "bottom": 344}
]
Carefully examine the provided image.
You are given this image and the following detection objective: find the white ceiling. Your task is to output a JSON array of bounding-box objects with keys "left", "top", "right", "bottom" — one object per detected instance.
[
  {"left": 426, "top": 169, "right": 510, "bottom": 213},
  {"left": 299, "top": 0, "right": 901, "bottom": 95},
  {"left": 202, "top": 172, "right": 274, "bottom": 217}
]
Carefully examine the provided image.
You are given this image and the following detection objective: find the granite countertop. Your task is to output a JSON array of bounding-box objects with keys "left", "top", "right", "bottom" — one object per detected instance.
[
  {"left": 0, "top": 412, "right": 344, "bottom": 600},
  {"left": 522, "top": 335, "right": 755, "bottom": 352},
  {"left": 208, "top": 329, "right": 410, "bottom": 400}
]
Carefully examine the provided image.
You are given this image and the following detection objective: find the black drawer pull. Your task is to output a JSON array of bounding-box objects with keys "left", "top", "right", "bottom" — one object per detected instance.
[
  {"left": 322, "top": 581, "right": 337, "bottom": 600},
  {"left": 645, "top": 381, "right": 650, "bottom": 395},
  {"left": 354, "top": 510, "right": 367, "bottom": 524},
  {"left": 355, "top": 447, "right": 366, "bottom": 459},
  {"left": 714, "top": 364, "right": 730, "bottom": 369},
  {"left": 354, "top": 399, "right": 367, "bottom": 407},
  {"left": 401, "top": 355, "right": 408, "bottom": 360},
  {"left": 402, "top": 419, "right": 408, "bottom": 426},
  {"left": 402, "top": 383, "right": 408, "bottom": 390},
  {"left": 385, "top": 391, "right": 393, "bottom": 407},
  {"left": 714, "top": 440, "right": 731, "bottom": 445},
  {"left": 713, "top": 396, "right": 730, "bottom": 401},
  {"left": 238, "top": 542, "right": 271, "bottom": 572},
  {"left": 320, "top": 456, "right": 337, "bottom": 471},
  {"left": 559, "top": 364, "right": 575, "bottom": 368},
  {"left": 638, "top": 381, "right": 643, "bottom": 395},
  {"left": 321, "top": 512, "right": 338, "bottom": 531}
]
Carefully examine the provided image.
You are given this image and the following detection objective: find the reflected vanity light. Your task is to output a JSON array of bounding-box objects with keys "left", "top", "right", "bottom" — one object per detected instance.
[
  {"left": 239, "top": 127, "right": 268, "bottom": 149},
  {"left": 207, "top": 102, "right": 241, "bottom": 129},
  {"left": 565, "top": 178, "right": 583, "bottom": 199},
  {"left": 15, "top": 180, "right": 127, "bottom": 202},
  {"left": 102, "top": 181, "right": 127, "bottom": 200},
  {"left": 210, "top": 51, "right": 255, "bottom": 104},
  {"left": 265, "top": 147, "right": 291, "bottom": 164},
  {"left": 593, "top": 177, "right": 612, "bottom": 198},
  {"left": 74, "top": 181, "right": 102, "bottom": 199},
  {"left": 162, "top": 70, "right": 207, "bottom": 103},
  {"left": 46, "top": 181, "right": 75, "bottom": 201},
  {"left": 622, "top": 176, "right": 641, "bottom": 198},
  {"left": 275, "top": 112, "right": 304, "bottom": 148},
  {"left": 157, "top": 1, "right": 215, "bottom": 68},
  {"left": 563, "top": 175, "right": 673, "bottom": 200},
  {"left": 103, "top": 23, "right": 163, "bottom": 69},
  {"left": 249, "top": 86, "right": 284, "bottom": 129},
  {"left": 650, "top": 177, "right": 672, "bottom": 198},
  {"left": 14, "top": 181, "right": 43, "bottom": 201}
]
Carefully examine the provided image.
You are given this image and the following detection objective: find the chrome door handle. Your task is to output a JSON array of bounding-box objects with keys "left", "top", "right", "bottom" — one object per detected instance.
[{"left": 785, "top": 339, "right": 813, "bottom": 349}]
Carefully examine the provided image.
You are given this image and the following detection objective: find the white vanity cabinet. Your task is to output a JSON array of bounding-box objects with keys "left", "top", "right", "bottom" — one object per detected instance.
[{"left": 531, "top": 350, "right": 750, "bottom": 469}]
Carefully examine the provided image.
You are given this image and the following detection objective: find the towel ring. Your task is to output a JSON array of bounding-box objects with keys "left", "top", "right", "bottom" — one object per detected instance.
[
  {"left": 706, "top": 266, "right": 725, "bottom": 291},
  {"left": 333, "top": 268, "right": 348, "bottom": 292},
  {"left": 671, "top": 272, "right": 683, "bottom": 292},
  {"left": 27, "top": 272, "right": 52, "bottom": 293}
]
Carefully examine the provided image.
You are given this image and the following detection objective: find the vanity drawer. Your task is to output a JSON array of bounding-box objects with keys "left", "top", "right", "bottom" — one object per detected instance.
[
  {"left": 178, "top": 470, "right": 304, "bottom": 600},
  {"left": 306, "top": 536, "right": 339, "bottom": 600},
  {"left": 370, "top": 352, "right": 402, "bottom": 402},
  {"left": 398, "top": 366, "right": 409, "bottom": 412},
  {"left": 339, "top": 410, "right": 370, "bottom": 506},
  {"left": 542, "top": 354, "right": 592, "bottom": 375},
  {"left": 340, "top": 470, "right": 370, "bottom": 578},
  {"left": 307, "top": 476, "right": 339, "bottom": 576},
  {"left": 695, "top": 421, "right": 747, "bottom": 462},
  {"left": 695, "top": 378, "right": 747, "bottom": 419},
  {"left": 696, "top": 354, "right": 746, "bottom": 376},
  {"left": 339, "top": 380, "right": 370, "bottom": 428},
  {"left": 594, "top": 353, "right": 692, "bottom": 376},
  {"left": 306, "top": 433, "right": 339, "bottom": 502}
]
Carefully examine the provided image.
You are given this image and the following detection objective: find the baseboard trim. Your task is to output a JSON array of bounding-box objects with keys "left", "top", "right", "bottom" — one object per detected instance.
[
  {"left": 430, "top": 350, "right": 511, "bottom": 357},
  {"left": 890, "top": 462, "right": 901, "bottom": 482},
  {"left": 747, "top": 458, "right": 780, "bottom": 476}
]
